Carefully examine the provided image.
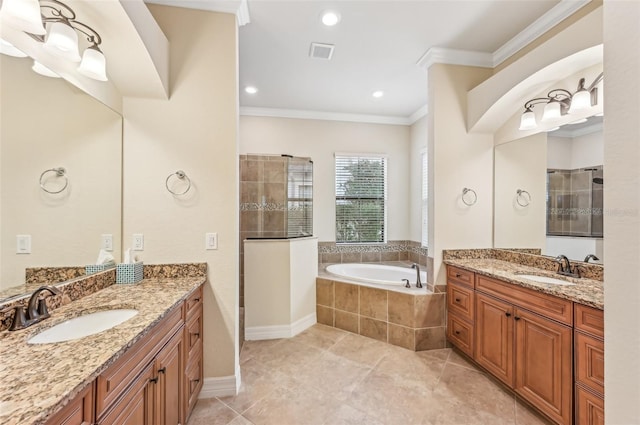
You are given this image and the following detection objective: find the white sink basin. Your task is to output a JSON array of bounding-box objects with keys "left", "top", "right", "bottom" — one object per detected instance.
[
  {"left": 28, "top": 309, "right": 138, "bottom": 344},
  {"left": 516, "top": 274, "right": 576, "bottom": 286}
]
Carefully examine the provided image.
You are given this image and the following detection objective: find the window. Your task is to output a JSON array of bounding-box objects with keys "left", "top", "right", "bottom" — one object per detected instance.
[
  {"left": 421, "top": 150, "right": 428, "bottom": 247},
  {"left": 335, "top": 154, "right": 387, "bottom": 243}
]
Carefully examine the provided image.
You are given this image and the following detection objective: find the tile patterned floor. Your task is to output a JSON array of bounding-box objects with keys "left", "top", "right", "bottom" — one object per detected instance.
[{"left": 187, "top": 324, "right": 553, "bottom": 425}]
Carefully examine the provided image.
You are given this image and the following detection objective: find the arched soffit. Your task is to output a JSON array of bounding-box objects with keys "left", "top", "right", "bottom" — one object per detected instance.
[{"left": 467, "top": 7, "right": 602, "bottom": 134}]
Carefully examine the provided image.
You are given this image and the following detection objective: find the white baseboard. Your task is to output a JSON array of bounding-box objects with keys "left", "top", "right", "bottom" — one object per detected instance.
[
  {"left": 245, "top": 313, "right": 316, "bottom": 341},
  {"left": 199, "top": 365, "right": 241, "bottom": 398}
]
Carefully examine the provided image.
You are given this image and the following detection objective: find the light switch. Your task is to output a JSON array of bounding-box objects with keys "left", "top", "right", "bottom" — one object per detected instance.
[
  {"left": 101, "top": 234, "right": 113, "bottom": 251},
  {"left": 132, "top": 234, "right": 144, "bottom": 251},
  {"left": 206, "top": 233, "right": 218, "bottom": 250},
  {"left": 17, "top": 235, "right": 31, "bottom": 254}
]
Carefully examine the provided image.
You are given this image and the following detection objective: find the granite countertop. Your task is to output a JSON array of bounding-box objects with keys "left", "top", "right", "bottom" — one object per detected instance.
[
  {"left": 444, "top": 258, "right": 604, "bottom": 310},
  {"left": 0, "top": 276, "right": 205, "bottom": 425}
]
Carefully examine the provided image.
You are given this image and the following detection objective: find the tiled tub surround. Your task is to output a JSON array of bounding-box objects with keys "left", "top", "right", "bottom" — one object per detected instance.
[
  {"left": 442, "top": 257, "right": 603, "bottom": 309},
  {"left": 316, "top": 265, "right": 446, "bottom": 351},
  {"left": 318, "top": 240, "right": 429, "bottom": 266},
  {"left": 0, "top": 273, "right": 206, "bottom": 425},
  {"left": 443, "top": 248, "right": 604, "bottom": 281}
]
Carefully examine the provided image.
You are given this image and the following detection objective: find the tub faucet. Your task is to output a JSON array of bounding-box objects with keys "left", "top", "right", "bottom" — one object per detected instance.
[
  {"left": 411, "top": 263, "right": 423, "bottom": 288},
  {"left": 584, "top": 254, "right": 600, "bottom": 263}
]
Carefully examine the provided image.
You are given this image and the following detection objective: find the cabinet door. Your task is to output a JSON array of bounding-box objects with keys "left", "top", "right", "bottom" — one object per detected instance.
[
  {"left": 475, "top": 293, "right": 514, "bottom": 386},
  {"left": 515, "top": 308, "right": 572, "bottom": 425},
  {"left": 576, "top": 385, "right": 604, "bottom": 425},
  {"left": 156, "top": 329, "right": 184, "bottom": 425},
  {"left": 46, "top": 382, "right": 94, "bottom": 425},
  {"left": 98, "top": 363, "right": 155, "bottom": 425}
]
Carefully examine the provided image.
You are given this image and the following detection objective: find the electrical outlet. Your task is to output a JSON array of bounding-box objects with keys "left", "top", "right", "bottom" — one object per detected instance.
[
  {"left": 101, "top": 234, "right": 113, "bottom": 251},
  {"left": 205, "top": 232, "right": 218, "bottom": 250},
  {"left": 16, "top": 235, "right": 31, "bottom": 254},
  {"left": 132, "top": 234, "right": 144, "bottom": 251}
]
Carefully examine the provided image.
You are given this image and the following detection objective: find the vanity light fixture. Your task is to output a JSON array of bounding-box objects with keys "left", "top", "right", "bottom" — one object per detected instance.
[
  {"left": 518, "top": 72, "right": 603, "bottom": 131},
  {"left": 0, "top": 0, "right": 108, "bottom": 81},
  {"left": 321, "top": 11, "right": 340, "bottom": 27}
]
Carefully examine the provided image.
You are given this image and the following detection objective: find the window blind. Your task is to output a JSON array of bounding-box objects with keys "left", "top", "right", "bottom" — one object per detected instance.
[
  {"left": 335, "top": 154, "right": 387, "bottom": 243},
  {"left": 421, "top": 151, "right": 428, "bottom": 247}
]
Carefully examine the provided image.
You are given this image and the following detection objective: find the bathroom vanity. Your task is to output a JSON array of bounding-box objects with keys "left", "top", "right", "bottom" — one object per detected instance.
[
  {"left": 444, "top": 260, "right": 603, "bottom": 425},
  {"left": 0, "top": 273, "right": 204, "bottom": 425}
]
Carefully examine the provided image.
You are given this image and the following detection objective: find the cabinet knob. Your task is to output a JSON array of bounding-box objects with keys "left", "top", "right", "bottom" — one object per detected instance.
[
  {"left": 194, "top": 298, "right": 201, "bottom": 302},
  {"left": 158, "top": 367, "right": 166, "bottom": 374},
  {"left": 455, "top": 298, "right": 461, "bottom": 302},
  {"left": 454, "top": 330, "right": 460, "bottom": 335},
  {"left": 149, "top": 377, "right": 159, "bottom": 384},
  {"left": 455, "top": 274, "right": 462, "bottom": 278},
  {"left": 505, "top": 312, "right": 511, "bottom": 317},
  {"left": 514, "top": 316, "right": 521, "bottom": 321}
]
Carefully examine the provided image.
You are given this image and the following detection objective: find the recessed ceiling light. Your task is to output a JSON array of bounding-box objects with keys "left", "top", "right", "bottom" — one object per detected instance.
[
  {"left": 321, "top": 11, "right": 340, "bottom": 26},
  {"left": 568, "top": 118, "right": 588, "bottom": 125},
  {"left": 245, "top": 86, "right": 258, "bottom": 94},
  {"left": 372, "top": 90, "right": 384, "bottom": 98}
]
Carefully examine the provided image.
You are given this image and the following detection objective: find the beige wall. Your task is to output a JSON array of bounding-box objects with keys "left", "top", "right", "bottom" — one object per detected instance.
[
  {"left": 410, "top": 115, "right": 428, "bottom": 243},
  {"left": 603, "top": 1, "right": 640, "bottom": 422},
  {"left": 428, "top": 64, "right": 494, "bottom": 285},
  {"left": 493, "top": 133, "right": 547, "bottom": 250},
  {"left": 122, "top": 5, "right": 239, "bottom": 379},
  {"left": 0, "top": 55, "right": 122, "bottom": 288},
  {"left": 239, "top": 116, "right": 411, "bottom": 242}
]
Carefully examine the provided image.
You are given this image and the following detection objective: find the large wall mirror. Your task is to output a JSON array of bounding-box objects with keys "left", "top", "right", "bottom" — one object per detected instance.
[
  {"left": 0, "top": 55, "right": 122, "bottom": 299},
  {"left": 494, "top": 115, "right": 603, "bottom": 264}
]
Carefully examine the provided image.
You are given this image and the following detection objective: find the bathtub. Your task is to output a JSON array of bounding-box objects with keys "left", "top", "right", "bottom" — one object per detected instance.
[{"left": 325, "top": 263, "right": 427, "bottom": 289}]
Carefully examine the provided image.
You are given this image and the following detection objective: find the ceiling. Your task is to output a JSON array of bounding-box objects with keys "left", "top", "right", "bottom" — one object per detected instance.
[
  {"left": 238, "top": 0, "right": 566, "bottom": 121},
  {"left": 145, "top": 0, "right": 595, "bottom": 122}
]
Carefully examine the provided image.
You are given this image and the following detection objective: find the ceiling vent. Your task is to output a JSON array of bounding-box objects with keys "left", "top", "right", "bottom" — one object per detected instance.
[{"left": 309, "top": 42, "right": 334, "bottom": 60}]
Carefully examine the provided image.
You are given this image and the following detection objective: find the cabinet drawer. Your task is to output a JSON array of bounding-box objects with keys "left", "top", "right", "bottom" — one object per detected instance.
[
  {"left": 575, "top": 331, "right": 604, "bottom": 396},
  {"left": 447, "top": 282, "right": 474, "bottom": 323},
  {"left": 476, "top": 275, "right": 573, "bottom": 325},
  {"left": 185, "top": 304, "right": 203, "bottom": 362},
  {"left": 96, "top": 305, "right": 184, "bottom": 419},
  {"left": 447, "top": 266, "right": 474, "bottom": 288},
  {"left": 186, "top": 286, "right": 203, "bottom": 322},
  {"left": 575, "top": 304, "right": 604, "bottom": 338},
  {"left": 185, "top": 349, "right": 203, "bottom": 420},
  {"left": 575, "top": 385, "right": 604, "bottom": 425},
  {"left": 447, "top": 313, "right": 474, "bottom": 358}
]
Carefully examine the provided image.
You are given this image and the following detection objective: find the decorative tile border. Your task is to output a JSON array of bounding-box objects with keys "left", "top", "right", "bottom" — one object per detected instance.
[
  {"left": 318, "top": 240, "right": 429, "bottom": 266},
  {"left": 442, "top": 249, "right": 603, "bottom": 281}
]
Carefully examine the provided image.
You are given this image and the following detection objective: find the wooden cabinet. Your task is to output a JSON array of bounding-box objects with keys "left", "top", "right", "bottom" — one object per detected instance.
[
  {"left": 475, "top": 293, "right": 514, "bottom": 386},
  {"left": 183, "top": 286, "right": 203, "bottom": 423},
  {"left": 98, "top": 362, "right": 155, "bottom": 425},
  {"left": 514, "top": 307, "right": 572, "bottom": 425},
  {"left": 155, "top": 329, "right": 184, "bottom": 425},
  {"left": 446, "top": 266, "right": 476, "bottom": 358},
  {"left": 445, "top": 265, "right": 577, "bottom": 425},
  {"left": 45, "top": 382, "right": 94, "bottom": 425},
  {"left": 575, "top": 304, "right": 604, "bottom": 425}
]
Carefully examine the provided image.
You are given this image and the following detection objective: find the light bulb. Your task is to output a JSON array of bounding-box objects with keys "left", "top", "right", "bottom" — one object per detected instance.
[
  {"left": 541, "top": 101, "right": 561, "bottom": 121},
  {"left": 568, "top": 90, "right": 591, "bottom": 114},
  {"left": 519, "top": 109, "right": 537, "bottom": 130},
  {"left": 77, "top": 46, "right": 108, "bottom": 81},
  {"left": 321, "top": 11, "right": 340, "bottom": 26},
  {"left": 0, "top": 0, "right": 46, "bottom": 35},
  {"left": 44, "top": 21, "right": 81, "bottom": 62}
]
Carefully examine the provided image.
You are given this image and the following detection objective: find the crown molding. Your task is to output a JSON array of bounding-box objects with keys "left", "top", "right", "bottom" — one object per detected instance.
[
  {"left": 416, "top": 0, "right": 591, "bottom": 70},
  {"left": 492, "top": 0, "right": 592, "bottom": 66},
  {"left": 416, "top": 47, "right": 493, "bottom": 70},
  {"left": 240, "top": 107, "right": 411, "bottom": 126},
  {"left": 408, "top": 104, "right": 429, "bottom": 125},
  {"left": 143, "top": 0, "right": 250, "bottom": 26}
]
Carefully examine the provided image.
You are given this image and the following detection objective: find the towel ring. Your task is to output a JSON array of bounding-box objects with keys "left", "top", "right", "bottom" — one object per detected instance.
[
  {"left": 516, "top": 189, "right": 531, "bottom": 207},
  {"left": 39, "top": 167, "right": 68, "bottom": 194},
  {"left": 166, "top": 170, "right": 191, "bottom": 196},
  {"left": 461, "top": 187, "right": 477, "bottom": 206}
]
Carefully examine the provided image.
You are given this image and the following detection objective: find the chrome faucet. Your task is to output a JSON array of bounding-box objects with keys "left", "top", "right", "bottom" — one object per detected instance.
[
  {"left": 1, "top": 285, "right": 62, "bottom": 331},
  {"left": 411, "top": 263, "right": 423, "bottom": 288},
  {"left": 584, "top": 254, "right": 600, "bottom": 263}
]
